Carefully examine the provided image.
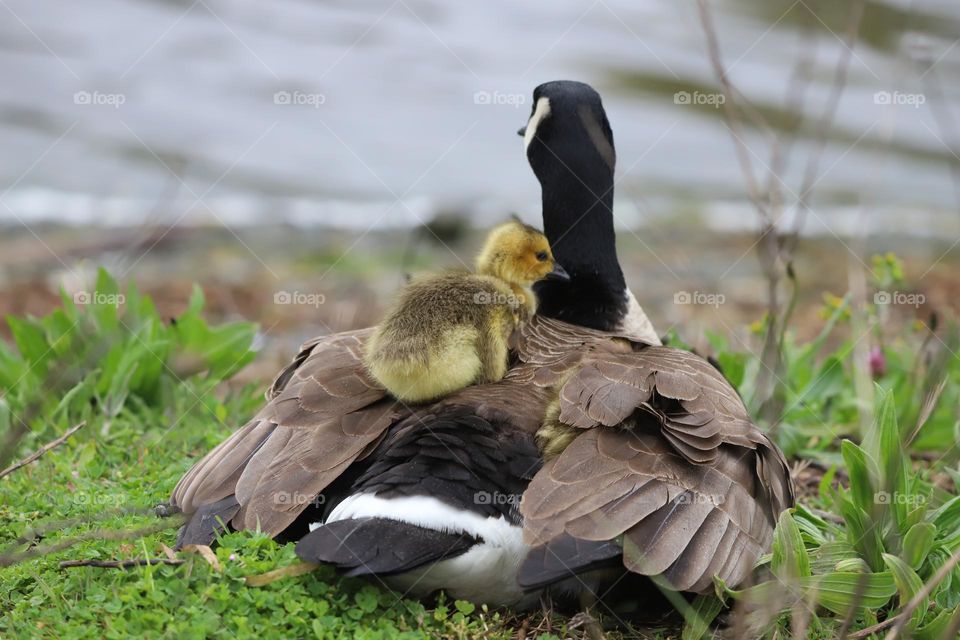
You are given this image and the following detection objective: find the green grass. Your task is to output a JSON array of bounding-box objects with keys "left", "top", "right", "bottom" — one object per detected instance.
[{"left": 2, "top": 260, "right": 960, "bottom": 639}]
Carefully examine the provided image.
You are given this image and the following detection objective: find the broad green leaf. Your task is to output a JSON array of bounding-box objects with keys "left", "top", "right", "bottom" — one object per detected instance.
[
  {"left": 883, "top": 553, "right": 927, "bottom": 629},
  {"left": 835, "top": 557, "right": 871, "bottom": 573},
  {"left": 728, "top": 571, "right": 897, "bottom": 616},
  {"left": 186, "top": 283, "right": 205, "bottom": 316},
  {"left": 681, "top": 594, "right": 724, "bottom": 640},
  {"left": 90, "top": 267, "right": 121, "bottom": 332},
  {"left": 902, "top": 522, "right": 937, "bottom": 570},
  {"left": 806, "top": 571, "right": 897, "bottom": 615},
  {"left": 772, "top": 510, "right": 811, "bottom": 579},
  {"left": 931, "top": 495, "right": 960, "bottom": 533},
  {"left": 7, "top": 315, "right": 50, "bottom": 366},
  {"left": 812, "top": 540, "right": 859, "bottom": 574},
  {"left": 915, "top": 605, "right": 960, "bottom": 640},
  {"left": 841, "top": 440, "right": 877, "bottom": 513},
  {"left": 839, "top": 494, "right": 883, "bottom": 571}
]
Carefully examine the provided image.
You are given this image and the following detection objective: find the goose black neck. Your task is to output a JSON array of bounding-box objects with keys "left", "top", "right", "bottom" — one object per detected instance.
[{"left": 533, "top": 167, "right": 627, "bottom": 331}]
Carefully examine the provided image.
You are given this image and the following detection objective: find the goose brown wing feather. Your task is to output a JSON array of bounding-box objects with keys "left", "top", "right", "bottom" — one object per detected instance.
[
  {"left": 521, "top": 394, "right": 793, "bottom": 593},
  {"left": 170, "top": 329, "right": 405, "bottom": 537},
  {"left": 556, "top": 345, "right": 760, "bottom": 463},
  {"left": 234, "top": 402, "right": 403, "bottom": 535},
  {"left": 171, "top": 418, "right": 276, "bottom": 513}
]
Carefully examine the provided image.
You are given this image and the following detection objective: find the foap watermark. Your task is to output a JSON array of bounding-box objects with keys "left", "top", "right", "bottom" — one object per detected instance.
[
  {"left": 67, "top": 492, "right": 126, "bottom": 508},
  {"left": 272, "top": 491, "right": 325, "bottom": 507},
  {"left": 674, "top": 291, "right": 725, "bottom": 308},
  {"left": 74, "top": 290, "right": 125, "bottom": 307},
  {"left": 674, "top": 90, "right": 725, "bottom": 108},
  {"left": 473, "top": 291, "right": 525, "bottom": 307},
  {"left": 473, "top": 90, "right": 526, "bottom": 108},
  {"left": 875, "top": 491, "right": 925, "bottom": 507},
  {"left": 675, "top": 493, "right": 725, "bottom": 506},
  {"left": 274, "top": 90, "right": 326, "bottom": 108},
  {"left": 874, "top": 91, "right": 925, "bottom": 108},
  {"left": 74, "top": 90, "right": 126, "bottom": 109},
  {"left": 474, "top": 491, "right": 521, "bottom": 506},
  {"left": 874, "top": 291, "right": 924, "bottom": 308},
  {"left": 274, "top": 290, "right": 326, "bottom": 307}
]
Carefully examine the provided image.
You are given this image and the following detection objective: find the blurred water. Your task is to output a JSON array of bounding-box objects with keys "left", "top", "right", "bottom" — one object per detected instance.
[{"left": 1, "top": 0, "right": 958, "bottom": 236}]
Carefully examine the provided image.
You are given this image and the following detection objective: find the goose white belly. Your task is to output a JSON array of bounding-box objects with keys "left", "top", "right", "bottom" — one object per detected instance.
[{"left": 317, "top": 493, "right": 537, "bottom": 608}]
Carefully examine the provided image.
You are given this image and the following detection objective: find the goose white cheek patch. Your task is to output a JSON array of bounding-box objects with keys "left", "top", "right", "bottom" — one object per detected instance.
[{"left": 524, "top": 97, "right": 551, "bottom": 150}]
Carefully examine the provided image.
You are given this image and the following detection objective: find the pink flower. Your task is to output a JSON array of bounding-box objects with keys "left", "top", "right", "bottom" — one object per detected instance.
[{"left": 869, "top": 346, "right": 886, "bottom": 378}]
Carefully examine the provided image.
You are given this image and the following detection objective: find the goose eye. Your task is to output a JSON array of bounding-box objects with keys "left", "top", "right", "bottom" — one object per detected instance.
[{"left": 535, "top": 251, "right": 549, "bottom": 262}]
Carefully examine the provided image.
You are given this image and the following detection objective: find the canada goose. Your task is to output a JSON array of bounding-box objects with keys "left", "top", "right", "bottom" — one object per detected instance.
[
  {"left": 365, "top": 220, "right": 567, "bottom": 403},
  {"left": 513, "top": 80, "right": 793, "bottom": 594},
  {"left": 168, "top": 80, "right": 792, "bottom": 609}
]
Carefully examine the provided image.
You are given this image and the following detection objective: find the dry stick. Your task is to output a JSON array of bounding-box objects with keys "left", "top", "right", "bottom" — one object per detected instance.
[
  {"left": 848, "top": 616, "right": 900, "bottom": 639},
  {"left": 6, "top": 506, "right": 157, "bottom": 550},
  {"left": 696, "top": 0, "right": 784, "bottom": 421},
  {"left": 785, "top": 0, "right": 866, "bottom": 255},
  {"left": 0, "top": 421, "right": 87, "bottom": 480},
  {"left": 0, "top": 517, "right": 183, "bottom": 567},
  {"left": 774, "top": 0, "right": 865, "bottom": 426},
  {"left": 885, "top": 547, "right": 960, "bottom": 640},
  {"left": 766, "top": 9, "right": 820, "bottom": 218},
  {"left": 60, "top": 558, "right": 184, "bottom": 570},
  {"left": 837, "top": 570, "right": 872, "bottom": 640},
  {"left": 695, "top": 0, "right": 767, "bottom": 216}
]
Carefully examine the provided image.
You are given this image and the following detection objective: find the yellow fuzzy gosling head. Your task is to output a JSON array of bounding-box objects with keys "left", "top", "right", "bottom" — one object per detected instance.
[{"left": 475, "top": 219, "right": 565, "bottom": 287}]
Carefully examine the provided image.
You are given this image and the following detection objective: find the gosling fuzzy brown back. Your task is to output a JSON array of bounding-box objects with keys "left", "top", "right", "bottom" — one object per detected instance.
[
  {"left": 364, "top": 220, "right": 563, "bottom": 404},
  {"left": 364, "top": 271, "right": 520, "bottom": 403}
]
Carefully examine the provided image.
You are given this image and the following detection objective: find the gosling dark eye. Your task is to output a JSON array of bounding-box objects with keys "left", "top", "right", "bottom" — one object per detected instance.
[{"left": 536, "top": 251, "right": 549, "bottom": 262}]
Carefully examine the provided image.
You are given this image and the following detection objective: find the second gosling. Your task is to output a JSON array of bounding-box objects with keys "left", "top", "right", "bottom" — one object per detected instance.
[{"left": 365, "top": 220, "right": 568, "bottom": 403}]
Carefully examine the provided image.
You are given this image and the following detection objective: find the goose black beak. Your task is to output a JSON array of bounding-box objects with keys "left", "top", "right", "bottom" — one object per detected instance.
[
  {"left": 546, "top": 263, "right": 570, "bottom": 282},
  {"left": 517, "top": 126, "right": 526, "bottom": 137}
]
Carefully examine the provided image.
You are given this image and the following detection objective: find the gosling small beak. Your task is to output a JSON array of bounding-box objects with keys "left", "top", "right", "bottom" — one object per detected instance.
[
  {"left": 545, "top": 263, "right": 570, "bottom": 282},
  {"left": 517, "top": 126, "right": 526, "bottom": 137}
]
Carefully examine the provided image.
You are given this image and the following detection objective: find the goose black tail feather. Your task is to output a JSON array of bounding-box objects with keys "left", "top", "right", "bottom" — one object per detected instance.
[
  {"left": 175, "top": 495, "right": 240, "bottom": 549},
  {"left": 296, "top": 517, "right": 479, "bottom": 577},
  {"left": 519, "top": 533, "right": 623, "bottom": 590}
]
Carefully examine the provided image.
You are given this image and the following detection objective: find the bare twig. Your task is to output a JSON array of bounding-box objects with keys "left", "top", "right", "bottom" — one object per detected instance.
[
  {"left": 695, "top": 0, "right": 767, "bottom": 216},
  {"left": 847, "top": 615, "right": 900, "bottom": 639},
  {"left": 885, "top": 547, "right": 960, "bottom": 639},
  {"left": 786, "top": 0, "right": 867, "bottom": 257},
  {"left": 696, "top": 0, "right": 783, "bottom": 421},
  {"left": 60, "top": 557, "right": 184, "bottom": 570},
  {"left": 0, "top": 421, "right": 87, "bottom": 480},
  {"left": 767, "top": 4, "right": 820, "bottom": 218},
  {"left": 697, "top": 0, "right": 868, "bottom": 428},
  {"left": 0, "top": 517, "right": 183, "bottom": 567}
]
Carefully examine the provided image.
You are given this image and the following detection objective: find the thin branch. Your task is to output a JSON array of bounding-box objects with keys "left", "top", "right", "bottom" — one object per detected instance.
[
  {"left": 847, "top": 615, "right": 899, "bottom": 639},
  {"left": 696, "top": 0, "right": 768, "bottom": 218},
  {"left": 786, "top": 0, "right": 867, "bottom": 255},
  {"left": 0, "top": 517, "right": 183, "bottom": 568},
  {"left": 767, "top": 2, "right": 821, "bottom": 222},
  {"left": 60, "top": 557, "right": 184, "bottom": 570},
  {"left": 0, "top": 421, "right": 87, "bottom": 480},
  {"left": 885, "top": 547, "right": 960, "bottom": 639}
]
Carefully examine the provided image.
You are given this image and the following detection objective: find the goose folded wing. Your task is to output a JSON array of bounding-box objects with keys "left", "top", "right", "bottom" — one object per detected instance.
[
  {"left": 556, "top": 346, "right": 760, "bottom": 463},
  {"left": 170, "top": 329, "right": 404, "bottom": 538},
  {"left": 521, "top": 347, "right": 793, "bottom": 592},
  {"left": 521, "top": 428, "right": 792, "bottom": 593}
]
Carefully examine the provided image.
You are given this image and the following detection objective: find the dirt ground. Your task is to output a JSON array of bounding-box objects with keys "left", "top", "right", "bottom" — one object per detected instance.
[{"left": 1, "top": 221, "right": 955, "bottom": 383}]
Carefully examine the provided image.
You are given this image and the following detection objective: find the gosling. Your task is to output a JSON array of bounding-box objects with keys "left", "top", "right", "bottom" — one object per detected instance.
[{"left": 365, "top": 220, "right": 568, "bottom": 403}]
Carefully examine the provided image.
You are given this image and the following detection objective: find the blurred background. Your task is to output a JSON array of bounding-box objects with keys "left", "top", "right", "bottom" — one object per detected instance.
[{"left": 1, "top": 0, "right": 958, "bottom": 379}]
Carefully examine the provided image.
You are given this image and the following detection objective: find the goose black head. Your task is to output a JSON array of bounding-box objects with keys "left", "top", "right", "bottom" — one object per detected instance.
[
  {"left": 519, "top": 80, "right": 616, "bottom": 184},
  {"left": 519, "top": 80, "right": 627, "bottom": 331}
]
